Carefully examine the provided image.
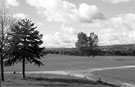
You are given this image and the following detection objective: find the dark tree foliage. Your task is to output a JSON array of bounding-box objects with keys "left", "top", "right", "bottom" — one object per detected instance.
[
  {"left": 87, "top": 33, "right": 99, "bottom": 57},
  {"left": 75, "top": 32, "right": 88, "bottom": 56},
  {"left": 75, "top": 32, "right": 99, "bottom": 57},
  {"left": 5, "top": 19, "right": 45, "bottom": 78}
]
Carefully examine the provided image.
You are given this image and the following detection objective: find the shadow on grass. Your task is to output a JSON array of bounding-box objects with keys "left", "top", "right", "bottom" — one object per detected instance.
[
  {"left": 26, "top": 76, "right": 120, "bottom": 87},
  {"left": 36, "top": 84, "right": 70, "bottom": 87}
]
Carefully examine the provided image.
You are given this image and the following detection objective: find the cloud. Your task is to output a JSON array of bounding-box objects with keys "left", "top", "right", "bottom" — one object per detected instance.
[
  {"left": 43, "top": 25, "right": 77, "bottom": 48},
  {"left": 61, "top": 24, "right": 74, "bottom": 34},
  {"left": 41, "top": 13, "right": 135, "bottom": 47},
  {"left": 42, "top": 13, "right": 135, "bottom": 47},
  {"left": 26, "top": 0, "right": 105, "bottom": 23},
  {"left": 102, "top": 0, "right": 133, "bottom": 4},
  {"left": 6, "top": 0, "right": 19, "bottom": 7},
  {"left": 86, "top": 13, "right": 135, "bottom": 45},
  {"left": 37, "top": 22, "right": 43, "bottom": 26},
  {"left": 78, "top": 3, "right": 105, "bottom": 22},
  {"left": 13, "top": 13, "right": 28, "bottom": 19}
]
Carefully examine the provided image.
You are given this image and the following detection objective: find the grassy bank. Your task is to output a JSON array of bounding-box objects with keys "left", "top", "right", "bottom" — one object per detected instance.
[
  {"left": 1, "top": 73, "right": 119, "bottom": 87},
  {"left": 92, "top": 68, "right": 135, "bottom": 85}
]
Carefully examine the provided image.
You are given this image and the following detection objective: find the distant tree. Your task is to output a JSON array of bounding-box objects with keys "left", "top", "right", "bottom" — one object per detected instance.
[
  {"left": 5, "top": 19, "right": 45, "bottom": 78},
  {"left": 75, "top": 32, "right": 88, "bottom": 56},
  {"left": 0, "top": 9, "right": 16, "bottom": 81},
  {"left": 87, "top": 32, "right": 99, "bottom": 57},
  {"left": 75, "top": 32, "right": 99, "bottom": 57}
]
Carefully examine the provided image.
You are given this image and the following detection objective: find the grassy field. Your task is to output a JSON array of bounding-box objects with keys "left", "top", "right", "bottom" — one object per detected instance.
[
  {"left": 5, "top": 54, "right": 135, "bottom": 71},
  {"left": 4, "top": 54, "right": 135, "bottom": 86}
]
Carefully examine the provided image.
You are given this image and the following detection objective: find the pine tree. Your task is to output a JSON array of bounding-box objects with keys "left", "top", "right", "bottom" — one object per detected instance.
[{"left": 5, "top": 19, "right": 45, "bottom": 78}]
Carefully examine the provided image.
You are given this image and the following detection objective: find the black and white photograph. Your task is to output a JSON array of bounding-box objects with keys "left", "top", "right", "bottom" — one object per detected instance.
[{"left": 0, "top": 0, "right": 135, "bottom": 87}]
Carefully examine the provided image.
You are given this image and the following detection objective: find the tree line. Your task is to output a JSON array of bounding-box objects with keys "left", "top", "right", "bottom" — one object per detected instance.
[
  {"left": 45, "top": 45, "right": 135, "bottom": 56},
  {"left": 0, "top": 10, "right": 45, "bottom": 81},
  {"left": 45, "top": 32, "right": 135, "bottom": 56}
]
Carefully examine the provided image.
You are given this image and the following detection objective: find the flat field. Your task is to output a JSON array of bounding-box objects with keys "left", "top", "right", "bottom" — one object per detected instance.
[{"left": 5, "top": 54, "right": 135, "bottom": 71}]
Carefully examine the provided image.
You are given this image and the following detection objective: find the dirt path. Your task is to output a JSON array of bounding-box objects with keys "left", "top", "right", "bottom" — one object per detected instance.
[{"left": 68, "top": 65, "right": 135, "bottom": 73}]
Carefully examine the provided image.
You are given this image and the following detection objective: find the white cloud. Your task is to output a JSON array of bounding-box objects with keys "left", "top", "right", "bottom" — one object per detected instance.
[
  {"left": 6, "top": 0, "right": 19, "bottom": 7},
  {"left": 37, "top": 22, "right": 43, "bottom": 26},
  {"left": 40, "top": 13, "right": 135, "bottom": 47},
  {"left": 61, "top": 24, "right": 74, "bottom": 34},
  {"left": 25, "top": 0, "right": 135, "bottom": 47},
  {"left": 26, "top": 0, "right": 105, "bottom": 23},
  {"left": 43, "top": 25, "right": 77, "bottom": 48},
  {"left": 13, "top": 13, "right": 28, "bottom": 19},
  {"left": 102, "top": 0, "right": 133, "bottom": 4},
  {"left": 86, "top": 13, "right": 135, "bottom": 45},
  {"left": 43, "top": 13, "right": 135, "bottom": 47},
  {"left": 78, "top": 3, "right": 105, "bottom": 22}
]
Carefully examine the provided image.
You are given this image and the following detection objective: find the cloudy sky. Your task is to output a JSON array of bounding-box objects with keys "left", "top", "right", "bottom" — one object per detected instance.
[{"left": 0, "top": 0, "right": 135, "bottom": 48}]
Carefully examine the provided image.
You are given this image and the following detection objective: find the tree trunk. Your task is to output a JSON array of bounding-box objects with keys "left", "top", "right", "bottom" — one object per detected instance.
[
  {"left": 1, "top": 17, "right": 4, "bottom": 81},
  {"left": 0, "top": 56, "right": 4, "bottom": 81},
  {"left": 22, "top": 58, "right": 25, "bottom": 78}
]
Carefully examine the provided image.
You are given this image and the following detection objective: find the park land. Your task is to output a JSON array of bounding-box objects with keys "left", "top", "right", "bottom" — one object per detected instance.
[{"left": 3, "top": 54, "right": 135, "bottom": 87}]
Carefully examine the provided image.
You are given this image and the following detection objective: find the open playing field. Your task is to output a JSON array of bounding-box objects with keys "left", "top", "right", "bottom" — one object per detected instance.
[{"left": 4, "top": 54, "right": 135, "bottom": 86}]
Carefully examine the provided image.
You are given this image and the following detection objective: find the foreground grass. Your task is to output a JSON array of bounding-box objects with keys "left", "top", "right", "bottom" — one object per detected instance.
[
  {"left": 1, "top": 73, "right": 119, "bottom": 87},
  {"left": 4, "top": 55, "right": 135, "bottom": 87},
  {"left": 93, "top": 68, "right": 135, "bottom": 84}
]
